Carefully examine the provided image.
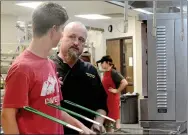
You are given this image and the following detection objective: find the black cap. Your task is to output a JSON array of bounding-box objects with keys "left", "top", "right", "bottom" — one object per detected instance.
[{"left": 96, "top": 55, "right": 113, "bottom": 63}]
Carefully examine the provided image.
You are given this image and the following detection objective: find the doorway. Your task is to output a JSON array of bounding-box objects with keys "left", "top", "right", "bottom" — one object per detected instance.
[{"left": 106, "top": 37, "right": 134, "bottom": 93}]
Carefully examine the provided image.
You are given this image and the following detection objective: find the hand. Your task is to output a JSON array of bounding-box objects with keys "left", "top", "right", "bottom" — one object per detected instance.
[
  {"left": 80, "top": 126, "right": 96, "bottom": 134},
  {"left": 91, "top": 124, "right": 106, "bottom": 134},
  {"left": 108, "top": 87, "right": 118, "bottom": 94},
  {"left": 56, "top": 72, "right": 63, "bottom": 86}
]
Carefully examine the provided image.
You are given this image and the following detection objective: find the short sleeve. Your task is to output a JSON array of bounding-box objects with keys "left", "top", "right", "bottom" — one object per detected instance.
[
  {"left": 3, "top": 65, "right": 30, "bottom": 108},
  {"left": 111, "top": 69, "right": 125, "bottom": 88}
]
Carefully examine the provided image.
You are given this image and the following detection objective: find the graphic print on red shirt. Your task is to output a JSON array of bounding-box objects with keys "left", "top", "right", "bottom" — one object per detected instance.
[
  {"left": 40, "top": 73, "right": 60, "bottom": 104},
  {"left": 2, "top": 50, "right": 63, "bottom": 134}
]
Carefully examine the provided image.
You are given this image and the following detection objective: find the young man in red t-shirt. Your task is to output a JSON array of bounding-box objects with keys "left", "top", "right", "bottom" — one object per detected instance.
[{"left": 1, "top": 2, "right": 94, "bottom": 134}]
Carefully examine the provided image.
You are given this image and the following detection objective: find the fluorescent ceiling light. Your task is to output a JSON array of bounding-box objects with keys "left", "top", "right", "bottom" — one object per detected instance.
[
  {"left": 133, "top": 8, "right": 153, "bottom": 14},
  {"left": 16, "top": 2, "right": 43, "bottom": 9},
  {"left": 75, "top": 14, "right": 111, "bottom": 20}
]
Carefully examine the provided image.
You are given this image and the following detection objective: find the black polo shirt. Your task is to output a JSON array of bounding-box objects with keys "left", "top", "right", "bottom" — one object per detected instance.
[{"left": 51, "top": 54, "right": 108, "bottom": 134}]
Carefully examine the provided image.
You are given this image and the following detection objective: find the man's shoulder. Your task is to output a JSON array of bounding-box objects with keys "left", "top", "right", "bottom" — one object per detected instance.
[
  {"left": 78, "top": 60, "right": 100, "bottom": 80},
  {"left": 8, "top": 61, "right": 32, "bottom": 75},
  {"left": 50, "top": 53, "right": 64, "bottom": 67},
  {"left": 50, "top": 53, "right": 58, "bottom": 63},
  {"left": 11, "top": 50, "right": 38, "bottom": 72},
  {"left": 79, "top": 59, "right": 97, "bottom": 72},
  {"left": 13, "top": 54, "right": 30, "bottom": 68}
]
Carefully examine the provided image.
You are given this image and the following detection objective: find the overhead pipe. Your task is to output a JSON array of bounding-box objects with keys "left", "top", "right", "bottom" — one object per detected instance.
[
  {"left": 124, "top": 0, "right": 128, "bottom": 33},
  {"left": 152, "top": 1, "right": 157, "bottom": 37},
  {"left": 180, "top": 0, "right": 184, "bottom": 41}
]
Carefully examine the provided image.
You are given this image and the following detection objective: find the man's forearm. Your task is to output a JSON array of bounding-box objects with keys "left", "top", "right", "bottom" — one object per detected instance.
[
  {"left": 94, "top": 109, "right": 106, "bottom": 124},
  {"left": 1, "top": 112, "right": 19, "bottom": 134}
]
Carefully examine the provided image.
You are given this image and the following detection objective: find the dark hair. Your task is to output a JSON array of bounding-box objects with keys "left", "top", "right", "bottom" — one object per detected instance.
[
  {"left": 80, "top": 56, "right": 91, "bottom": 62},
  {"left": 32, "top": 2, "right": 68, "bottom": 37},
  {"left": 80, "top": 51, "right": 91, "bottom": 62},
  {"left": 108, "top": 62, "right": 116, "bottom": 70},
  {"left": 83, "top": 51, "right": 89, "bottom": 53}
]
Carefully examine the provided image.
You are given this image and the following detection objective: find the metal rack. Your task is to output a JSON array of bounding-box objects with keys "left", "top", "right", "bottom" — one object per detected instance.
[{"left": 1, "top": 53, "right": 20, "bottom": 74}]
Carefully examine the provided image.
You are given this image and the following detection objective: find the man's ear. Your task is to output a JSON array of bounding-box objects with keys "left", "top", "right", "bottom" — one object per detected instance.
[{"left": 49, "top": 25, "right": 57, "bottom": 38}]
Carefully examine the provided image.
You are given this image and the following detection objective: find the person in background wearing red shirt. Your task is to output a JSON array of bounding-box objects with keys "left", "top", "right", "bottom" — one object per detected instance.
[
  {"left": 1, "top": 2, "right": 94, "bottom": 134},
  {"left": 97, "top": 55, "right": 128, "bottom": 133}
]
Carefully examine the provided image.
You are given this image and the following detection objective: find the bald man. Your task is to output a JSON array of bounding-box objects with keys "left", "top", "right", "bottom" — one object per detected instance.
[{"left": 51, "top": 22, "right": 108, "bottom": 134}]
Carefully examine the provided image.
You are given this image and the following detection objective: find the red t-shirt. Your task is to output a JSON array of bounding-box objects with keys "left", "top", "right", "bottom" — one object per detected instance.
[{"left": 3, "top": 50, "right": 64, "bottom": 134}]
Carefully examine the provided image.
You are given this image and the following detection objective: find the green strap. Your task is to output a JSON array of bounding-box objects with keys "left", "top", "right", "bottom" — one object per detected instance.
[
  {"left": 23, "top": 106, "right": 83, "bottom": 133},
  {"left": 47, "top": 103, "right": 101, "bottom": 126},
  {"left": 64, "top": 100, "right": 115, "bottom": 122}
]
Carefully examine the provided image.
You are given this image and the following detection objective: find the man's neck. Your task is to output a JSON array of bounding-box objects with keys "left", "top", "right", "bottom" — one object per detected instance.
[
  {"left": 28, "top": 38, "right": 52, "bottom": 59},
  {"left": 58, "top": 52, "right": 78, "bottom": 68}
]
